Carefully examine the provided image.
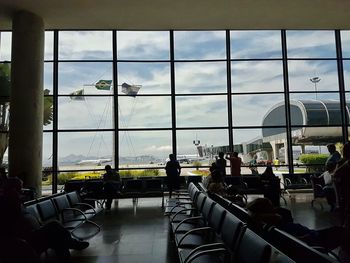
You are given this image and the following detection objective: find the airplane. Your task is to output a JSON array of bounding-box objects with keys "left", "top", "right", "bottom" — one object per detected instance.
[
  {"left": 176, "top": 154, "right": 205, "bottom": 163},
  {"left": 76, "top": 158, "right": 112, "bottom": 166}
]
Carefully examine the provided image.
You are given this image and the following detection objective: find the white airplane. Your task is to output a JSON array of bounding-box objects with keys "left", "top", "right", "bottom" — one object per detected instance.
[
  {"left": 176, "top": 154, "right": 204, "bottom": 163},
  {"left": 76, "top": 158, "right": 112, "bottom": 166}
]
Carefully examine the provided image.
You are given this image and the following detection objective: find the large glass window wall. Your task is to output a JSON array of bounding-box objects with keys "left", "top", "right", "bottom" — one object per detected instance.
[{"left": 1, "top": 29, "right": 350, "bottom": 194}]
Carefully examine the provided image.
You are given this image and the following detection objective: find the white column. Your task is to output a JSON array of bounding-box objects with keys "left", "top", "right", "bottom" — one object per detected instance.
[{"left": 9, "top": 11, "right": 44, "bottom": 196}]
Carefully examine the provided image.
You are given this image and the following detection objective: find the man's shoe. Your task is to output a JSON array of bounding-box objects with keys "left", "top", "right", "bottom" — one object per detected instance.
[{"left": 69, "top": 239, "right": 89, "bottom": 250}]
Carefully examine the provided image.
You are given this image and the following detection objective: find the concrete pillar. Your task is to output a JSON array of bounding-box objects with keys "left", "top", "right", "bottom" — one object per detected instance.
[
  {"left": 283, "top": 142, "right": 289, "bottom": 165},
  {"left": 9, "top": 11, "right": 44, "bottom": 196},
  {"left": 301, "top": 145, "right": 306, "bottom": 154}
]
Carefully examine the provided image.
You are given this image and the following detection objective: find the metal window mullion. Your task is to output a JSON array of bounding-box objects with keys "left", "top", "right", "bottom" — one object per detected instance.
[
  {"left": 281, "top": 30, "right": 294, "bottom": 174},
  {"left": 170, "top": 31, "right": 177, "bottom": 156},
  {"left": 52, "top": 30, "right": 59, "bottom": 193},
  {"left": 226, "top": 30, "right": 233, "bottom": 152},
  {"left": 335, "top": 30, "right": 348, "bottom": 143},
  {"left": 113, "top": 30, "right": 119, "bottom": 168}
]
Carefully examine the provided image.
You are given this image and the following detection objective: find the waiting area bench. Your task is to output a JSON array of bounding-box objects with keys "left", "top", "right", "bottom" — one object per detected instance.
[
  {"left": 24, "top": 191, "right": 101, "bottom": 240},
  {"left": 166, "top": 183, "right": 299, "bottom": 263}
]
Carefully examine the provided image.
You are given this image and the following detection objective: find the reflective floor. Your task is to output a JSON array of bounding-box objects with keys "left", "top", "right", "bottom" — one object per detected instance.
[
  {"left": 71, "top": 197, "right": 178, "bottom": 263},
  {"left": 71, "top": 193, "right": 340, "bottom": 263}
]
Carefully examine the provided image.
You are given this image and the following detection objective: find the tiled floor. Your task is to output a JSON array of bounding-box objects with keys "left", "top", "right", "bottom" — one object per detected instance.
[
  {"left": 71, "top": 198, "right": 178, "bottom": 263},
  {"left": 71, "top": 193, "right": 340, "bottom": 263}
]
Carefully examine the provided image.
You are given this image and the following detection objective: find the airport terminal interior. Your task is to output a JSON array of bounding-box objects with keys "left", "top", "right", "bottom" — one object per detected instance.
[{"left": 1, "top": 1, "right": 350, "bottom": 262}]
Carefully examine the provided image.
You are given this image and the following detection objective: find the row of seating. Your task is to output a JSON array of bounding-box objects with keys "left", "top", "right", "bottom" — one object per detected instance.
[
  {"left": 166, "top": 183, "right": 296, "bottom": 263},
  {"left": 24, "top": 191, "right": 102, "bottom": 240},
  {"left": 281, "top": 173, "right": 320, "bottom": 192},
  {"left": 210, "top": 193, "right": 338, "bottom": 263},
  {"left": 64, "top": 176, "right": 203, "bottom": 208}
]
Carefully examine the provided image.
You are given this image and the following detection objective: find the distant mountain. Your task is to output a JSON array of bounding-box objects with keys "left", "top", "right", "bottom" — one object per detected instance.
[{"left": 57, "top": 154, "right": 162, "bottom": 166}]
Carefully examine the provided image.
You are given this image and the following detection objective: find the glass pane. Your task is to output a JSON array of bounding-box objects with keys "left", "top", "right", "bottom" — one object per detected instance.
[
  {"left": 231, "top": 61, "right": 284, "bottom": 93},
  {"left": 58, "top": 131, "right": 113, "bottom": 171},
  {"left": 0, "top": 32, "right": 11, "bottom": 61},
  {"left": 233, "top": 128, "right": 286, "bottom": 174},
  {"left": 290, "top": 93, "right": 341, "bottom": 126},
  {"left": 0, "top": 62, "right": 10, "bottom": 132},
  {"left": 341, "top": 31, "right": 350, "bottom": 58},
  {"left": 118, "top": 96, "right": 171, "bottom": 128},
  {"left": 119, "top": 130, "right": 171, "bottom": 169},
  {"left": 58, "top": 96, "right": 113, "bottom": 129},
  {"left": 43, "top": 132, "right": 52, "bottom": 168},
  {"left": 59, "top": 31, "right": 113, "bottom": 60},
  {"left": 119, "top": 169, "right": 166, "bottom": 179},
  {"left": 0, "top": 133, "right": 8, "bottom": 166},
  {"left": 231, "top": 30, "right": 282, "bottom": 59},
  {"left": 288, "top": 60, "right": 339, "bottom": 92},
  {"left": 43, "top": 94, "right": 53, "bottom": 131},
  {"left": 45, "top": 31, "right": 54, "bottom": 61},
  {"left": 176, "top": 95, "right": 228, "bottom": 127},
  {"left": 118, "top": 62, "right": 171, "bottom": 94},
  {"left": 232, "top": 94, "right": 285, "bottom": 126},
  {"left": 176, "top": 129, "right": 229, "bottom": 168},
  {"left": 292, "top": 129, "right": 343, "bottom": 172},
  {"left": 175, "top": 62, "right": 227, "bottom": 94},
  {"left": 343, "top": 61, "right": 350, "bottom": 91},
  {"left": 44, "top": 62, "right": 53, "bottom": 93},
  {"left": 58, "top": 62, "right": 113, "bottom": 95},
  {"left": 117, "top": 31, "right": 169, "bottom": 60},
  {"left": 286, "top": 30, "right": 336, "bottom": 58},
  {"left": 174, "top": 31, "right": 226, "bottom": 60}
]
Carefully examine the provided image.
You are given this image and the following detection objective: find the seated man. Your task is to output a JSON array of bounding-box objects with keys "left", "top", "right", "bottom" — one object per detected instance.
[
  {"left": 102, "top": 165, "right": 121, "bottom": 210},
  {"left": 318, "top": 162, "right": 337, "bottom": 211},
  {"left": 0, "top": 177, "right": 89, "bottom": 262},
  {"left": 246, "top": 198, "right": 350, "bottom": 258}
]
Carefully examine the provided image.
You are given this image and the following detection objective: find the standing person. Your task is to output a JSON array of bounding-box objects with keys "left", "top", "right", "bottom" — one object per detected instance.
[
  {"left": 225, "top": 152, "right": 242, "bottom": 176},
  {"left": 215, "top": 152, "right": 227, "bottom": 177},
  {"left": 165, "top": 154, "right": 181, "bottom": 198},
  {"left": 102, "top": 165, "right": 121, "bottom": 211},
  {"left": 273, "top": 157, "right": 280, "bottom": 170},
  {"left": 334, "top": 142, "right": 350, "bottom": 228},
  {"left": 326, "top": 143, "right": 341, "bottom": 167}
]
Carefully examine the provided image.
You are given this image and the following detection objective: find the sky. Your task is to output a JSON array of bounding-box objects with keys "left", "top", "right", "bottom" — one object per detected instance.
[{"left": 1, "top": 30, "right": 350, "bottom": 166}]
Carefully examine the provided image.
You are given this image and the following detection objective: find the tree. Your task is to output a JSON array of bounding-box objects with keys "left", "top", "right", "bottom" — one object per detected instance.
[{"left": 0, "top": 62, "right": 53, "bottom": 164}]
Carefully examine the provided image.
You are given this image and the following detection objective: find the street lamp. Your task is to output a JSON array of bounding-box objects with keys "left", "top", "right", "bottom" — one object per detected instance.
[{"left": 310, "top": 77, "right": 321, "bottom": 100}]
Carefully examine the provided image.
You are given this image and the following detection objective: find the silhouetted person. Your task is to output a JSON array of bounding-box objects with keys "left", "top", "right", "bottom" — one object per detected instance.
[
  {"left": 326, "top": 143, "right": 341, "bottom": 167},
  {"left": 215, "top": 152, "right": 227, "bottom": 177},
  {"left": 318, "top": 162, "right": 337, "bottom": 211},
  {"left": 102, "top": 165, "right": 121, "bottom": 211},
  {"left": 207, "top": 169, "right": 226, "bottom": 196},
  {"left": 273, "top": 157, "right": 280, "bottom": 170},
  {"left": 334, "top": 142, "right": 350, "bottom": 228},
  {"left": 203, "top": 162, "right": 217, "bottom": 188},
  {"left": 247, "top": 198, "right": 350, "bottom": 258},
  {"left": 225, "top": 152, "right": 242, "bottom": 176},
  {"left": 0, "top": 177, "right": 89, "bottom": 263},
  {"left": 165, "top": 154, "right": 181, "bottom": 198},
  {"left": 260, "top": 166, "right": 280, "bottom": 206}
]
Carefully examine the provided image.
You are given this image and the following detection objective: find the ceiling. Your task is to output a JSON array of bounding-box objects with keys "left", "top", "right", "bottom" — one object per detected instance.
[{"left": 0, "top": 0, "right": 350, "bottom": 30}]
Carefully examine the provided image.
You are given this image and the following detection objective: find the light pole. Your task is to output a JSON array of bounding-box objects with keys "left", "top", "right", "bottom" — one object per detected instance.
[
  {"left": 310, "top": 77, "right": 321, "bottom": 153},
  {"left": 193, "top": 134, "right": 200, "bottom": 160},
  {"left": 310, "top": 77, "right": 321, "bottom": 100}
]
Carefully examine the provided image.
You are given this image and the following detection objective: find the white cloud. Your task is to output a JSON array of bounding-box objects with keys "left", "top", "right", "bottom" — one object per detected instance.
[{"left": 59, "top": 31, "right": 113, "bottom": 59}]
